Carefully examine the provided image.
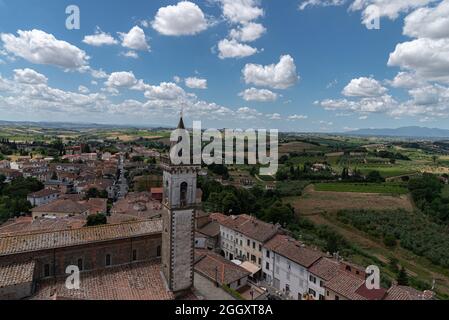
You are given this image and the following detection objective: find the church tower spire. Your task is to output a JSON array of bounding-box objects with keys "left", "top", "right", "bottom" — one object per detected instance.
[
  {"left": 177, "top": 108, "right": 185, "bottom": 130},
  {"left": 161, "top": 116, "right": 199, "bottom": 298}
]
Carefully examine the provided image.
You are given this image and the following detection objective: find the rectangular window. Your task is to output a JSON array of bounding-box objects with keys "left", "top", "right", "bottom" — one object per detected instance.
[
  {"left": 247, "top": 239, "right": 250, "bottom": 246},
  {"left": 319, "top": 294, "right": 325, "bottom": 300},
  {"left": 266, "top": 262, "right": 270, "bottom": 270},
  {"left": 251, "top": 254, "right": 256, "bottom": 262},
  {"left": 105, "top": 254, "right": 111, "bottom": 266},
  {"left": 266, "top": 250, "right": 270, "bottom": 258},
  {"left": 309, "top": 289, "right": 316, "bottom": 296},
  {"left": 77, "top": 258, "right": 83, "bottom": 271},
  {"left": 309, "top": 275, "right": 316, "bottom": 284},
  {"left": 259, "top": 244, "right": 262, "bottom": 252},
  {"left": 132, "top": 249, "right": 137, "bottom": 261},
  {"left": 252, "top": 241, "right": 255, "bottom": 249},
  {"left": 44, "top": 264, "right": 50, "bottom": 277},
  {"left": 335, "top": 295, "right": 340, "bottom": 301},
  {"left": 258, "top": 258, "right": 261, "bottom": 265}
]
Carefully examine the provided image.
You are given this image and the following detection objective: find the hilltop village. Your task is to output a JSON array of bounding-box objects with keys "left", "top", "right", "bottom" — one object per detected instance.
[{"left": 0, "top": 120, "right": 446, "bottom": 300}]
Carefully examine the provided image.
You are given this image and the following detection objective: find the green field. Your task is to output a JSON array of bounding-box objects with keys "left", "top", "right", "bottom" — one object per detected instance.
[
  {"left": 357, "top": 166, "right": 417, "bottom": 178},
  {"left": 314, "top": 182, "right": 409, "bottom": 194},
  {"left": 442, "top": 185, "right": 449, "bottom": 199}
]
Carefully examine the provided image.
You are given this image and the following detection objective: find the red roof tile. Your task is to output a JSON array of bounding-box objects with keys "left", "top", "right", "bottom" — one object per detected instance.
[
  {"left": 31, "top": 260, "right": 173, "bottom": 300},
  {"left": 264, "top": 234, "right": 323, "bottom": 268},
  {"left": 0, "top": 219, "right": 162, "bottom": 256}
]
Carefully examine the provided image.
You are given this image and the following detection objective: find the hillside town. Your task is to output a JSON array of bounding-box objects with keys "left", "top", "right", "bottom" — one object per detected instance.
[{"left": 0, "top": 117, "right": 435, "bottom": 301}]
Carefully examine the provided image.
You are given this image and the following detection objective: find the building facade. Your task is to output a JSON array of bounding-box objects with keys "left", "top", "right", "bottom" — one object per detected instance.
[
  {"left": 217, "top": 214, "right": 279, "bottom": 268},
  {"left": 262, "top": 234, "right": 322, "bottom": 300}
]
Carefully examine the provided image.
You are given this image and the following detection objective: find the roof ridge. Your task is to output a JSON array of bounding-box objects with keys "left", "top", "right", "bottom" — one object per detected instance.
[{"left": 0, "top": 218, "right": 161, "bottom": 239}]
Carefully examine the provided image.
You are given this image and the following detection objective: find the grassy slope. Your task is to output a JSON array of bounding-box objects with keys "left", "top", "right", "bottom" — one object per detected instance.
[{"left": 314, "top": 182, "right": 408, "bottom": 194}]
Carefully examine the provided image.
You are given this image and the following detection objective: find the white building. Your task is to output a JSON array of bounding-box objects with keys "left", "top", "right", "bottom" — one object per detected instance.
[
  {"left": 214, "top": 214, "right": 279, "bottom": 269},
  {"left": 262, "top": 234, "right": 322, "bottom": 300},
  {"left": 27, "top": 189, "right": 60, "bottom": 207}
]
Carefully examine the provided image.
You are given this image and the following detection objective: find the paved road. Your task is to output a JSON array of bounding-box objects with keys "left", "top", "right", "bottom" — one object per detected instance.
[{"left": 116, "top": 155, "right": 128, "bottom": 200}]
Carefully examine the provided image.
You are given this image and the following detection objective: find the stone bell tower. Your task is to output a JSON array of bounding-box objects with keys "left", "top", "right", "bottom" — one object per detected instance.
[{"left": 161, "top": 116, "right": 199, "bottom": 297}]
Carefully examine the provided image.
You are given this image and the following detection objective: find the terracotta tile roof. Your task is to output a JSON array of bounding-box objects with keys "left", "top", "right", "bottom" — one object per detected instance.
[
  {"left": 28, "top": 189, "right": 60, "bottom": 198},
  {"left": 194, "top": 250, "right": 250, "bottom": 286},
  {"left": 31, "top": 199, "right": 89, "bottom": 214},
  {"left": 85, "top": 198, "right": 108, "bottom": 214},
  {"left": 355, "top": 284, "right": 387, "bottom": 300},
  {"left": 309, "top": 257, "right": 340, "bottom": 281},
  {"left": 31, "top": 260, "right": 174, "bottom": 300},
  {"left": 60, "top": 194, "right": 84, "bottom": 202},
  {"left": 111, "top": 193, "right": 163, "bottom": 219},
  {"left": 209, "top": 212, "right": 228, "bottom": 223},
  {"left": 219, "top": 214, "right": 279, "bottom": 243},
  {"left": 385, "top": 285, "right": 425, "bottom": 300},
  {"left": 324, "top": 270, "right": 366, "bottom": 300},
  {"left": 197, "top": 221, "right": 220, "bottom": 238},
  {"left": 0, "top": 219, "right": 162, "bottom": 256},
  {"left": 0, "top": 216, "right": 86, "bottom": 236},
  {"left": 264, "top": 234, "right": 323, "bottom": 268},
  {"left": 0, "top": 260, "right": 35, "bottom": 288}
]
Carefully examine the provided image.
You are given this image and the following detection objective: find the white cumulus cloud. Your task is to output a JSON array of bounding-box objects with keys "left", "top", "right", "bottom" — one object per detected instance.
[
  {"left": 288, "top": 114, "right": 308, "bottom": 120},
  {"left": 1, "top": 29, "right": 89, "bottom": 69},
  {"left": 388, "top": 38, "right": 449, "bottom": 83},
  {"left": 152, "top": 1, "right": 209, "bottom": 36},
  {"left": 83, "top": 29, "right": 118, "bottom": 46},
  {"left": 218, "top": 39, "right": 258, "bottom": 59},
  {"left": 299, "top": 0, "right": 347, "bottom": 11},
  {"left": 239, "top": 88, "right": 278, "bottom": 102},
  {"left": 403, "top": 0, "right": 449, "bottom": 39},
  {"left": 185, "top": 77, "right": 208, "bottom": 89},
  {"left": 242, "top": 55, "right": 299, "bottom": 89},
  {"left": 349, "top": 0, "right": 434, "bottom": 28},
  {"left": 119, "top": 26, "right": 150, "bottom": 51},
  {"left": 13, "top": 68, "right": 48, "bottom": 85},
  {"left": 105, "top": 71, "right": 138, "bottom": 88},
  {"left": 229, "top": 22, "right": 266, "bottom": 42},
  {"left": 342, "top": 77, "right": 388, "bottom": 97},
  {"left": 220, "top": 0, "right": 264, "bottom": 24}
]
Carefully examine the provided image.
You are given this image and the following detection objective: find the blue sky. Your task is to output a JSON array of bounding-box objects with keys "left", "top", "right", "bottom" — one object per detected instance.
[{"left": 0, "top": 0, "right": 448, "bottom": 131}]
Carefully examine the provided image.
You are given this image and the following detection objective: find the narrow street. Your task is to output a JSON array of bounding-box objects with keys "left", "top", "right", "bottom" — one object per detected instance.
[{"left": 116, "top": 154, "right": 128, "bottom": 200}]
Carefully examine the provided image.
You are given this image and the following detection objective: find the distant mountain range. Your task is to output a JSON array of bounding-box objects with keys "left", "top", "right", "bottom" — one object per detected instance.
[
  {"left": 2, "top": 120, "right": 449, "bottom": 139},
  {"left": 345, "top": 126, "right": 449, "bottom": 138}
]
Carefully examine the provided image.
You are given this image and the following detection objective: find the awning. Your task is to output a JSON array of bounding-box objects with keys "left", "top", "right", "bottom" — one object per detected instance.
[{"left": 240, "top": 261, "right": 261, "bottom": 275}]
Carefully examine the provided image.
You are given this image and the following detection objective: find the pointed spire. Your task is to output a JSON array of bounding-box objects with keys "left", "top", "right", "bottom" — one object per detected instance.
[{"left": 177, "top": 108, "right": 185, "bottom": 130}]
